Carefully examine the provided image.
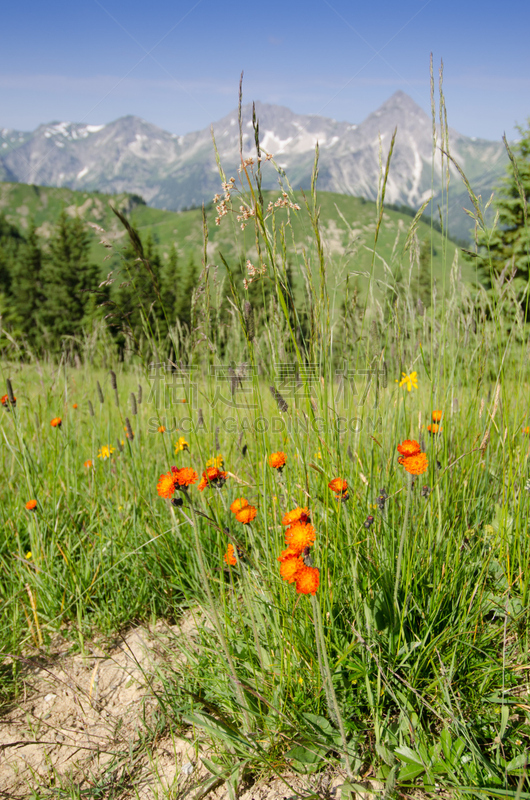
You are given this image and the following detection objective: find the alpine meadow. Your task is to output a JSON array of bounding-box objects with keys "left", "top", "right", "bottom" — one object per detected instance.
[{"left": 1, "top": 72, "right": 530, "bottom": 800}]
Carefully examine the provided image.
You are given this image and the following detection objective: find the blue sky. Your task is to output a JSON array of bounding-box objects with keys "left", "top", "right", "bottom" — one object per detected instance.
[{"left": 1, "top": 0, "right": 528, "bottom": 141}]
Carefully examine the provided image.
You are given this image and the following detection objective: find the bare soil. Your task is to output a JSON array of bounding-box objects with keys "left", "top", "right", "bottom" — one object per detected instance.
[{"left": 0, "top": 619, "right": 366, "bottom": 799}]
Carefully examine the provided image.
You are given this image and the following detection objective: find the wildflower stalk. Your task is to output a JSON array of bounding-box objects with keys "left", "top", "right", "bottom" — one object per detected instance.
[
  {"left": 240, "top": 563, "right": 265, "bottom": 672},
  {"left": 310, "top": 594, "right": 353, "bottom": 778},
  {"left": 181, "top": 507, "right": 252, "bottom": 732},
  {"left": 394, "top": 474, "right": 413, "bottom": 610}
]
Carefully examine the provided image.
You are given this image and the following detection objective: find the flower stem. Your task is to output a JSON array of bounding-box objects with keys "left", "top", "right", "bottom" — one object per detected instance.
[
  {"left": 394, "top": 474, "right": 412, "bottom": 611},
  {"left": 311, "top": 594, "right": 353, "bottom": 778},
  {"left": 181, "top": 508, "right": 252, "bottom": 732}
]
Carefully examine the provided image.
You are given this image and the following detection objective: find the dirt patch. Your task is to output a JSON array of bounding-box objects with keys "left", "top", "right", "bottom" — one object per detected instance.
[
  {"left": 0, "top": 623, "right": 194, "bottom": 797},
  {"left": 0, "top": 619, "right": 355, "bottom": 798}
]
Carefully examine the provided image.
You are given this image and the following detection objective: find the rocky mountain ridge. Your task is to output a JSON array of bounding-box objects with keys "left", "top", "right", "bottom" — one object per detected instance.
[{"left": 0, "top": 92, "right": 508, "bottom": 241}]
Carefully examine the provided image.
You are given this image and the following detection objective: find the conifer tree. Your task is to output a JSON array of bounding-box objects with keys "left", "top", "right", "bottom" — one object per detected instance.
[
  {"left": 10, "top": 223, "right": 46, "bottom": 343},
  {"left": 0, "top": 213, "right": 24, "bottom": 297},
  {"left": 475, "top": 120, "right": 530, "bottom": 283},
  {"left": 412, "top": 239, "right": 432, "bottom": 310},
  {"left": 176, "top": 253, "right": 198, "bottom": 328},
  {"left": 159, "top": 244, "right": 180, "bottom": 323},
  {"left": 39, "top": 211, "right": 100, "bottom": 347}
]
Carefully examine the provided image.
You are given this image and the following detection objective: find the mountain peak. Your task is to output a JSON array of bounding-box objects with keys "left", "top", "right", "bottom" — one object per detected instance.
[{"left": 372, "top": 90, "right": 429, "bottom": 119}]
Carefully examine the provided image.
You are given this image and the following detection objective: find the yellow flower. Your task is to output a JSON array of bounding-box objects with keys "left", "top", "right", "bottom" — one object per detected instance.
[
  {"left": 174, "top": 436, "right": 190, "bottom": 453},
  {"left": 98, "top": 444, "right": 115, "bottom": 460},
  {"left": 206, "top": 454, "right": 224, "bottom": 469},
  {"left": 398, "top": 371, "right": 418, "bottom": 392},
  {"left": 25, "top": 551, "right": 32, "bottom": 560},
  {"left": 316, "top": 450, "right": 322, "bottom": 460}
]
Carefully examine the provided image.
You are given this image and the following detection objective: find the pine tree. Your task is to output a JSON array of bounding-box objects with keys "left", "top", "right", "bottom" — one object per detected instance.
[
  {"left": 0, "top": 213, "right": 24, "bottom": 297},
  {"left": 176, "top": 253, "right": 198, "bottom": 328},
  {"left": 412, "top": 239, "right": 432, "bottom": 310},
  {"left": 159, "top": 244, "right": 180, "bottom": 323},
  {"left": 9, "top": 223, "right": 46, "bottom": 343},
  {"left": 39, "top": 212, "right": 100, "bottom": 347},
  {"left": 475, "top": 120, "right": 530, "bottom": 282}
]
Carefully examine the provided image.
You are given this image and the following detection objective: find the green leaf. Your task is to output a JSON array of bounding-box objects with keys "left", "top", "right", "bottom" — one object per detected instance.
[
  {"left": 395, "top": 745, "right": 425, "bottom": 765},
  {"left": 506, "top": 753, "right": 529, "bottom": 773},
  {"left": 286, "top": 742, "right": 327, "bottom": 773},
  {"left": 302, "top": 712, "right": 336, "bottom": 739},
  {"left": 398, "top": 762, "right": 425, "bottom": 782},
  {"left": 440, "top": 728, "right": 453, "bottom": 762}
]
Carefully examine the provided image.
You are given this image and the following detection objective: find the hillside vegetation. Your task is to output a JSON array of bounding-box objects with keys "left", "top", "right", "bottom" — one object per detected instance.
[{"left": 0, "top": 179, "right": 475, "bottom": 295}]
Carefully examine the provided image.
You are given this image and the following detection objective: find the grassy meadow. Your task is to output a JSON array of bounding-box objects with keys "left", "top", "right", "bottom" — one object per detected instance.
[{"left": 0, "top": 97, "right": 529, "bottom": 799}]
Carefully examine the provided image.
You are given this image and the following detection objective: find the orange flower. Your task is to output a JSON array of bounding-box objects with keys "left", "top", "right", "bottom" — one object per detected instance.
[
  {"left": 427, "top": 423, "right": 442, "bottom": 435},
  {"left": 157, "top": 471, "right": 177, "bottom": 498},
  {"left": 522, "top": 426, "right": 530, "bottom": 436},
  {"left": 224, "top": 543, "right": 237, "bottom": 566},
  {"left": 230, "top": 497, "right": 249, "bottom": 514},
  {"left": 1, "top": 394, "right": 15, "bottom": 407},
  {"left": 235, "top": 505, "right": 257, "bottom": 524},
  {"left": 280, "top": 555, "right": 305, "bottom": 583},
  {"left": 269, "top": 451, "right": 286, "bottom": 469},
  {"left": 277, "top": 546, "right": 301, "bottom": 562},
  {"left": 402, "top": 452, "right": 428, "bottom": 475},
  {"left": 158, "top": 425, "right": 166, "bottom": 433},
  {"left": 72, "top": 403, "right": 78, "bottom": 409},
  {"left": 50, "top": 417, "right": 62, "bottom": 427},
  {"left": 198, "top": 467, "right": 228, "bottom": 491},
  {"left": 295, "top": 566, "right": 320, "bottom": 595},
  {"left": 397, "top": 440, "right": 421, "bottom": 458},
  {"left": 84, "top": 459, "right": 93, "bottom": 468},
  {"left": 174, "top": 467, "right": 198, "bottom": 487},
  {"left": 328, "top": 478, "right": 347, "bottom": 494},
  {"left": 432, "top": 410, "right": 443, "bottom": 422},
  {"left": 285, "top": 522, "right": 316, "bottom": 552},
  {"left": 25, "top": 499, "right": 37, "bottom": 511},
  {"left": 282, "top": 507, "right": 310, "bottom": 526}
]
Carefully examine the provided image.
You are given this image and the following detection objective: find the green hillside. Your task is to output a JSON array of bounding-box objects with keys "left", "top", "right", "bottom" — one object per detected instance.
[{"left": 0, "top": 180, "right": 477, "bottom": 300}]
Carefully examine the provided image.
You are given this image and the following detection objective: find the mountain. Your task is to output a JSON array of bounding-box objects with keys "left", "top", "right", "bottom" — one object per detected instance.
[{"left": 0, "top": 93, "right": 508, "bottom": 242}]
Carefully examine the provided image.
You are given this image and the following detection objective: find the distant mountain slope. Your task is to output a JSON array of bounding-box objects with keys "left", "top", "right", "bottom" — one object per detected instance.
[
  {"left": 0, "top": 181, "right": 478, "bottom": 299},
  {"left": 0, "top": 94, "right": 508, "bottom": 242}
]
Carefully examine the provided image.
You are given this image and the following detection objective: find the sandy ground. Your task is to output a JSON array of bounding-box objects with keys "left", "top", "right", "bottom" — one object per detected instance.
[{"left": 0, "top": 619, "right": 371, "bottom": 799}]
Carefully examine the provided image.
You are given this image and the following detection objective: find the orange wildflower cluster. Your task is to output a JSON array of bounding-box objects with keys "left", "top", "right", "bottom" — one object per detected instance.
[
  {"left": 268, "top": 451, "right": 286, "bottom": 470},
  {"left": 328, "top": 478, "right": 348, "bottom": 501},
  {"left": 278, "top": 506, "right": 319, "bottom": 595},
  {"left": 50, "top": 417, "right": 62, "bottom": 427},
  {"left": 157, "top": 466, "right": 199, "bottom": 498},
  {"left": 223, "top": 543, "right": 237, "bottom": 566},
  {"left": 84, "top": 459, "right": 93, "bottom": 469},
  {"left": 281, "top": 506, "right": 310, "bottom": 526},
  {"left": 432, "top": 410, "right": 443, "bottom": 422},
  {"left": 172, "top": 466, "right": 199, "bottom": 487},
  {"left": 1, "top": 394, "right": 16, "bottom": 408},
  {"left": 157, "top": 471, "right": 177, "bottom": 499},
  {"left": 25, "top": 499, "right": 37, "bottom": 511},
  {"left": 230, "top": 497, "right": 257, "bottom": 523},
  {"left": 427, "top": 423, "right": 442, "bottom": 435},
  {"left": 198, "top": 466, "right": 228, "bottom": 492},
  {"left": 397, "top": 439, "right": 428, "bottom": 475}
]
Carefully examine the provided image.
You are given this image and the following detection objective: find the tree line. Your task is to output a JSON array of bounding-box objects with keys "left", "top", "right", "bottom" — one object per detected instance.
[{"left": 0, "top": 211, "right": 199, "bottom": 358}]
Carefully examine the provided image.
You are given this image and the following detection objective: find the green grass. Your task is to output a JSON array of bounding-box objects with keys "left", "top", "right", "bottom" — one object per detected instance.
[{"left": 0, "top": 90, "right": 529, "bottom": 799}]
